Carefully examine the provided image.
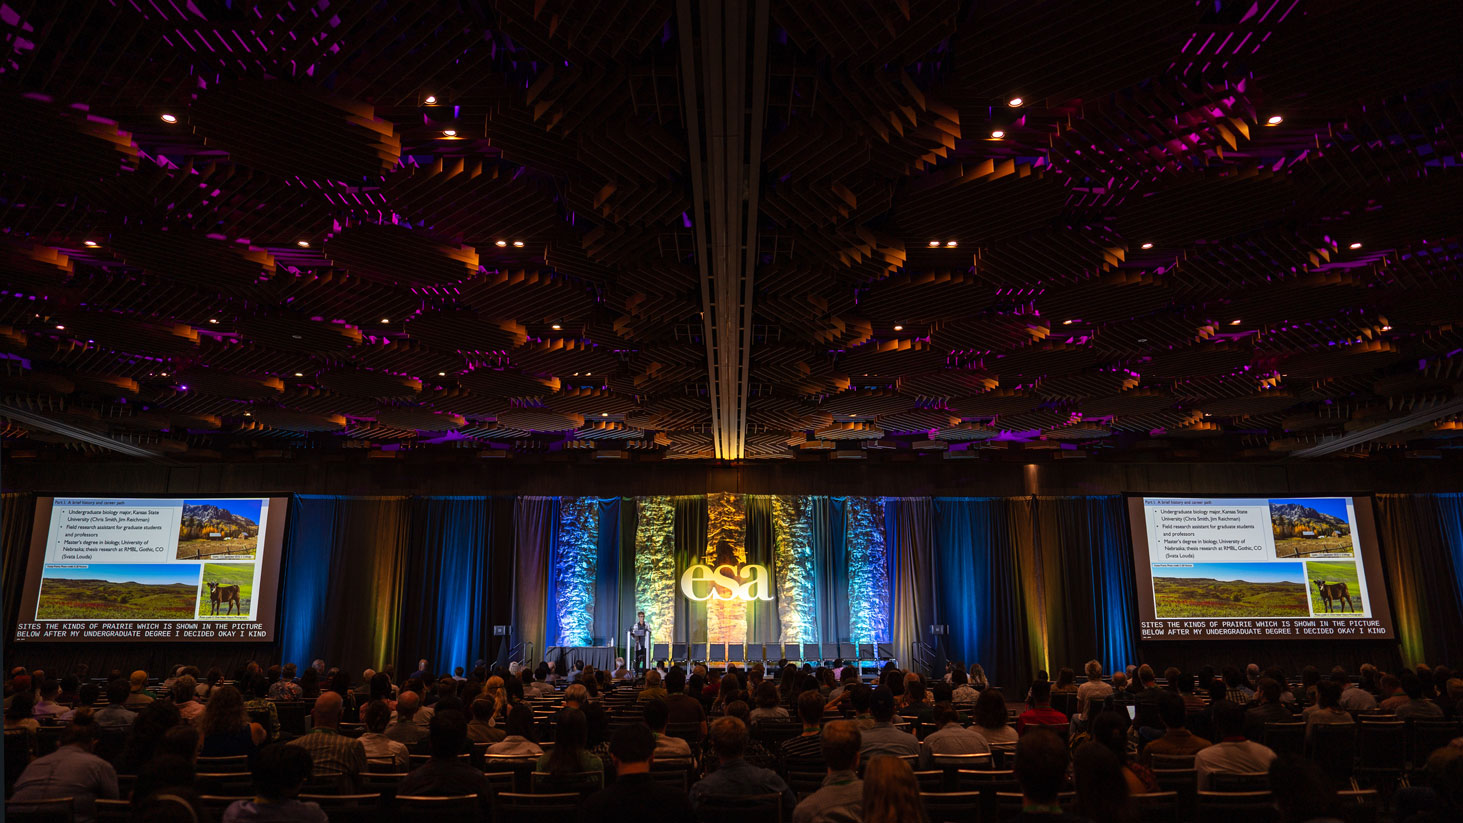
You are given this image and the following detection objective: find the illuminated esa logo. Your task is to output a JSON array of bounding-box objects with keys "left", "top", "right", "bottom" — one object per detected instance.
[{"left": 679, "top": 563, "right": 775, "bottom": 602}]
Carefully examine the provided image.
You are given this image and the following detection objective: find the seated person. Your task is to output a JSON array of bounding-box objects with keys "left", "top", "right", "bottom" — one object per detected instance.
[
  {"left": 780, "top": 690, "right": 828, "bottom": 765},
  {"left": 222, "top": 744, "right": 327, "bottom": 823},
  {"left": 1393, "top": 673, "right": 1445, "bottom": 720},
  {"left": 94, "top": 680, "right": 137, "bottom": 728},
  {"left": 1244, "top": 678, "right": 1292, "bottom": 741},
  {"left": 857, "top": 688, "right": 919, "bottom": 758},
  {"left": 1194, "top": 701, "right": 1277, "bottom": 789},
  {"left": 793, "top": 720, "right": 863, "bottom": 823},
  {"left": 358, "top": 699, "right": 409, "bottom": 772},
  {"left": 643, "top": 698, "right": 693, "bottom": 762},
  {"left": 1304, "top": 680, "right": 1355, "bottom": 743},
  {"left": 10, "top": 711, "right": 119, "bottom": 823},
  {"left": 689, "top": 717, "right": 795, "bottom": 819},
  {"left": 1140, "top": 692, "right": 1211, "bottom": 767},
  {"left": 749, "top": 681, "right": 791, "bottom": 724},
  {"left": 921, "top": 702, "right": 990, "bottom": 768},
  {"left": 396, "top": 709, "right": 492, "bottom": 817},
  {"left": 486, "top": 704, "right": 543, "bottom": 757},
  {"left": 466, "top": 698, "right": 507, "bottom": 745},
  {"left": 535, "top": 707, "right": 603, "bottom": 775},
  {"left": 385, "top": 690, "right": 431, "bottom": 745},
  {"left": 580, "top": 723, "right": 694, "bottom": 817},
  {"left": 1017, "top": 679, "right": 1068, "bottom": 734},
  {"left": 1014, "top": 728, "right": 1093, "bottom": 822}
]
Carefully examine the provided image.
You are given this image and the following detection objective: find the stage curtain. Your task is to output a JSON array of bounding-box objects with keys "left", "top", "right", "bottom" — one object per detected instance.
[
  {"left": 1375, "top": 494, "right": 1463, "bottom": 666},
  {"left": 932, "top": 498, "right": 1035, "bottom": 688},
  {"left": 593, "top": 498, "right": 622, "bottom": 649},
  {"left": 1033, "top": 495, "right": 1137, "bottom": 678},
  {"left": 550, "top": 497, "right": 598, "bottom": 647},
  {"left": 2, "top": 492, "right": 35, "bottom": 632},
  {"left": 278, "top": 496, "right": 409, "bottom": 673},
  {"left": 886, "top": 497, "right": 931, "bottom": 672},
  {"left": 672, "top": 495, "right": 708, "bottom": 646},
  {"left": 616, "top": 497, "right": 638, "bottom": 657},
  {"left": 745, "top": 494, "right": 780, "bottom": 647},
  {"left": 513, "top": 496, "right": 557, "bottom": 662},
  {"left": 399, "top": 496, "right": 494, "bottom": 676},
  {"left": 813, "top": 496, "right": 851, "bottom": 648}
]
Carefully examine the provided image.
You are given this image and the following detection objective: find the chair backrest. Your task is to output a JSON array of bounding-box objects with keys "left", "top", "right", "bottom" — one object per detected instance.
[
  {"left": 273, "top": 701, "right": 309, "bottom": 735},
  {"left": 529, "top": 770, "right": 604, "bottom": 795},
  {"left": 693, "top": 792, "right": 784, "bottom": 823},
  {"left": 930, "top": 752, "right": 993, "bottom": 772},
  {"left": 5, "top": 796, "right": 74, "bottom": 823},
  {"left": 196, "top": 772, "right": 254, "bottom": 795},
  {"left": 648, "top": 767, "right": 689, "bottom": 792},
  {"left": 95, "top": 797, "right": 130, "bottom": 823},
  {"left": 1356, "top": 721, "right": 1406, "bottom": 770},
  {"left": 1336, "top": 789, "right": 1380, "bottom": 823},
  {"left": 1408, "top": 719, "right": 1463, "bottom": 766},
  {"left": 1149, "top": 753, "right": 1196, "bottom": 770},
  {"left": 196, "top": 755, "right": 249, "bottom": 773},
  {"left": 198, "top": 795, "right": 253, "bottom": 818},
  {"left": 664, "top": 721, "right": 704, "bottom": 743},
  {"left": 1196, "top": 790, "right": 1276, "bottom": 823},
  {"left": 919, "top": 791, "right": 981, "bottom": 823},
  {"left": 1308, "top": 722, "right": 1358, "bottom": 778},
  {"left": 299, "top": 792, "right": 382, "bottom": 810},
  {"left": 1262, "top": 721, "right": 1305, "bottom": 756},
  {"left": 786, "top": 770, "right": 825, "bottom": 797},
  {"left": 1132, "top": 790, "right": 1180, "bottom": 822},
  {"left": 396, "top": 794, "right": 479, "bottom": 820},
  {"left": 1210, "top": 771, "right": 1270, "bottom": 792}
]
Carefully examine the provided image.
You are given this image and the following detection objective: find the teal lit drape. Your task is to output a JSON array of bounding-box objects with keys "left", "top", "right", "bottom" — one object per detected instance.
[
  {"left": 513, "top": 497, "right": 556, "bottom": 662},
  {"left": 1375, "top": 493, "right": 1463, "bottom": 666},
  {"left": 1034, "top": 496, "right": 1138, "bottom": 678},
  {"left": 672, "top": 495, "right": 709, "bottom": 645},
  {"left": 745, "top": 494, "right": 780, "bottom": 646},
  {"left": 932, "top": 497, "right": 1034, "bottom": 687},
  {"left": 550, "top": 497, "right": 599, "bottom": 646},
  {"left": 813, "top": 497, "right": 851, "bottom": 646},
  {"left": 400, "top": 496, "right": 494, "bottom": 675}
]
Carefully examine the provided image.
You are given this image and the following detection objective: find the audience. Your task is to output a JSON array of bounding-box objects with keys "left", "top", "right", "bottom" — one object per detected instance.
[
  {"left": 642, "top": 697, "right": 693, "bottom": 762},
  {"left": 487, "top": 703, "right": 543, "bottom": 756},
  {"left": 1194, "top": 700, "right": 1277, "bottom": 789},
  {"left": 396, "top": 709, "right": 492, "bottom": 814},
  {"left": 286, "top": 691, "right": 365, "bottom": 789},
  {"left": 1244, "top": 677, "right": 1292, "bottom": 740},
  {"left": 384, "top": 689, "right": 430, "bottom": 745},
  {"left": 221, "top": 743, "right": 326, "bottom": 823},
  {"left": 1395, "top": 672, "right": 1445, "bottom": 720},
  {"left": 93, "top": 679, "right": 137, "bottom": 727},
  {"left": 780, "top": 689, "right": 828, "bottom": 763},
  {"left": 972, "top": 689, "right": 1018, "bottom": 746},
  {"left": 1304, "top": 679, "right": 1355, "bottom": 741},
  {"left": 689, "top": 716, "right": 795, "bottom": 817},
  {"left": 1139, "top": 691, "right": 1210, "bottom": 766},
  {"left": 1072, "top": 739, "right": 1138, "bottom": 823},
  {"left": 1016, "top": 678, "right": 1068, "bottom": 734},
  {"left": 9, "top": 710, "right": 119, "bottom": 823},
  {"left": 198, "top": 685, "right": 265, "bottom": 758},
  {"left": 579, "top": 723, "right": 694, "bottom": 818},
  {"left": 1015, "top": 727, "right": 1090, "bottom": 822},
  {"left": 539, "top": 706, "right": 603, "bottom": 775},
  {"left": 921, "top": 702, "right": 990, "bottom": 767},
  {"left": 792, "top": 720, "right": 862, "bottom": 823},
  {"left": 358, "top": 698, "right": 409, "bottom": 771},
  {"left": 860, "top": 752, "right": 924, "bottom": 823},
  {"left": 1076, "top": 659, "right": 1113, "bottom": 719},
  {"left": 859, "top": 688, "right": 920, "bottom": 758}
]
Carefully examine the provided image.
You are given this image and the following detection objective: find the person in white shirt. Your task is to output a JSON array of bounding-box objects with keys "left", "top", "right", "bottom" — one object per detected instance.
[
  {"left": 358, "top": 699, "right": 409, "bottom": 771},
  {"left": 172, "top": 676, "right": 205, "bottom": 725},
  {"left": 1075, "top": 660, "right": 1114, "bottom": 719},
  {"left": 643, "top": 698, "right": 693, "bottom": 762},
  {"left": 486, "top": 704, "right": 544, "bottom": 757},
  {"left": 920, "top": 704, "right": 989, "bottom": 768},
  {"left": 951, "top": 669, "right": 980, "bottom": 704},
  {"left": 31, "top": 680, "right": 67, "bottom": 720},
  {"left": 1194, "top": 701, "right": 1277, "bottom": 789}
]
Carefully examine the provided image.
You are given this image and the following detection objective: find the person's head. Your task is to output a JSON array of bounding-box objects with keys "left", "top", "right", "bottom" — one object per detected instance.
[
  {"left": 60, "top": 709, "right": 101, "bottom": 750},
  {"left": 1422, "top": 745, "right": 1463, "bottom": 808},
  {"left": 281, "top": 662, "right": 297, "bottom": 680},
  {"left": 1090, "top": 711, "right": 1130, "bottom": 758},
  {"left": 725, "top": 700, "right": 751, "bottom": 724},
  {"left": 311, "top": 690, "right": 343, "bottom": 728},
  {"left": 608, "top": 722, "right": 655, "bottom": 774},
  {"left": 1054, "top": 668, "right": 1076, "bottom": 688},
  {"left": 664, "top": 666, "right": 686, "bottom": 694},
  {"left": 709, "top": 716, "right": 749, "bottom": 762},
  {"left": 428, "top": 709, "right": 468, "bottom": 759},
  {"left": 950, "top": 667, "right": 968, "bottom": 687},
  {"left": 1270, "top": 754, "right": 1341, "bottom": 823},
  {"left": 1223, "top": 667, "right": 1244, "bottom": 688},
  {"left": 1246, "top": 663, "right": 1261, "bottom": 683},
  {"left": 37, "top": 679, "right": 59, "bottom": 701},
  {"left": 1164, "top": 667, "right": 1182, "bottom": 688},
  {"left": 870, "top": 687, "right": 896, "bottom": 722},
  {"left": 642, "top": 698, "right": 669, "bottom": 732},
  {"left": 822, "top": 719, "right": 861, "bottom": 773},
  {"left": 644, "top": 669, "right": 661, "bottom": 689},
  {"left": 564, "top": 683, "right": 589, "bottom": 707},
  {"left": 797, "top": 689, "right": 826, "bottom": 727},
  {"left": 1212, "top": 700, "right": 1245, "bottom": 738},
  {"left": 1137, "top": 664, "right": 1156, "bottom": 686},
  {"left": 1315, "top": 679, "right": 1342, "bottom": 710},
  {"left": 130, "top": 670, "right": 149, "bottom": 692},
  {"left": 1158, "top": 692, "right": 1187, "bottom": 730},
  {"left": 850, "top": 684, "right": 873, "bottom": 716},
  {"left": 1380, "top": 673, "right": 1401, "bottom": 695},
  {"left": 1401, "top": 672, "right": 1425, "bottom": 700},
  {"left": 396, "top": 689, "right": 420, "bottom": 718},
  {"left": 637, "top": 610, "right": 645, "bottom": 622},
  {"left": 1015, "top": 727, "right": 1069, "bottom": 803},
  {"left": 933, "top": 702, "right": 960, "bottom": 729},
  {"left": 1111, "top": 672, "right": 1128, "bottom": 691},
  {"left": 6, "top": 689, "right": 34, "bottom": 719},
  {"left": 312, "top": 659, "right": 326, "bottom": 674},
  {"left": 76, "top": 683, "right": 100, "bottom": 707},
  {"left": 1176, "top": 672, "right": 1196, "bottom": 695},
  {"left": 1257, "top": 677, "right": 1281, "bottom": 705},
  {"left": 160, "top": 723, "right": 199, "bottom": 762},
  {"left": 253, "top": 743, "right": 314, "bottom": 802},
  {"left": 1029, "top": 678, "right": 1052, "bottom": 706},
  {"left": 505, "top": 703, "right": 537, "bottom": 741},
  {"left": 862, "top": 753, "right": 922, "bottom": 823},
  {"left": 1084, "top": 659, "right": 1103, "bottom": 681},
  {"left": 171, "top": 675, "right": 196, "bottom": 704},
  {"left": 201, "top": 685, "right": 247, "bottom": 736},
  {"left": 1073, "top": 741, "right": 1135, "bottom": 823},
  {"left": 974, "top": 689, "right": 1007, "bottom": 730},
  {"left": 467, "top": 698, "right": 493, "bottom": 724},
  {"left": 362, "top": 699, "right": 392, "bottom": 733},
  {"left": 903, "top": 673, "right": 927, "bottom": 704},
  {"left": 105, "top": 678, "right": 130, "bottom": 706}
]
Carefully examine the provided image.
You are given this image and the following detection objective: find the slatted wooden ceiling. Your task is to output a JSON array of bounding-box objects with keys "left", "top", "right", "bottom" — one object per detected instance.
[{"left": 2, "top": 0, "right": 1462, "bottom": 463}]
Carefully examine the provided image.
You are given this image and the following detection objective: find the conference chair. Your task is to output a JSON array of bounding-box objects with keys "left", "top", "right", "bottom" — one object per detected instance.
[
  {"left": 1355, "top": 720, "right": 1406, "bottom": 785},
  {"left": 481, "top": 755, "right": 539, "bottom": 791},
  {"left": 802, "top": 643, "right": 821, "bottom": 664},
  {"left": 197, "top": 771, "right": 254, "bottom": 795},
  {"left": 199, "top": 795, "right": 253, "bottom": 820},
  {"left": 359, "top": 772, "right": 409, "bottom": 803},
  {"left": 1309, "top": 722, "right": 1358, "bottom": 783},
  {"left": 4, "top": 729, "right": 32, "bottom": 794},
  {"left": 95, "top": 798, "right": 130, "bottom": 823},
  {"left": 1336, "top": 789, "right": 1381, "bottom": 823},
  {"left": 4, "top": 796, "right": 74, "bottom": 823},
  {"left": 996, "top": 790, "right": 1076, "bottom": 819},
  {"left": 396, "top": 794, "right": 480, "bottom": 822},
  {"left": 529, "top": 770, "right": 603, "bottom": 796},
  {"left": 273, "top": 701, "right": 309, "bottom": 736},
  {"left": 931, "top": 752, "right": 992, "bottom": 786},
  {"left": 1210, "top": 771, "right": 1270, "bottom": 792},
  {"left": 693, "top": 792, "right": 784, "bottom": 823},
  {"left": 726, "top": 643, "right": 744, "bottom": 664},
  {"left": 1196, "top": 790, "right": 1276, "bottom": 823},
  {"left": 33, "top": 726, "right": 62, "bottom": 757},
  {"left": 300, "top": 793, "right": 382, "bottom": 821},
  {"left": 495, "top": 792, "right": 581, "bottom": 821},
  {"left": 1263, "top": 721, "right": 1306, "bottom": 757},
  {"left": 1132, "top": 790, "right": 1180, "bottom": 823},
  {"left": 1148, "top": 753, "right": 1197, "bottom": 770},
  {"left": 409, "top": 752, "right": 471, "bottom": 769},
  {"left": 752, "top": 719, "right": 803, "bottom": 745},
  {"left": 786, "top": 770, "right": 825, "bottom": 798},
  {"left": 1150, "top": 767, "right": 1199, "bottom": 820},
  {"left": 196, "top": 755, "right": 249, "bottom": 773},
  {"left": 912, "top": 769, "right": 944, "bottom": 792},
  {"left": 648, "top": 763, "right": 691, "bottom": 792},
  {"left": 919, "top": 790, "right": 981, "bottom": 823},
  {"left": 1408, "top": 719, "right": 1462, "bottom": 769}
]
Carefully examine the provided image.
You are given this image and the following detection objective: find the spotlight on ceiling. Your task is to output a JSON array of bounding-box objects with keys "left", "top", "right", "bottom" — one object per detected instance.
[
  {"left": 928, "top": 240, "right": 940, "bottom": 247},
  {"left": 294, "top": 372, "right": 304, "bottom": 377},
  {"left": 424, "top": 95, "right": 438, "bottom": 104},
  {"left": 1266, "top": 115, "right": 1284, "bottom": 125},
  {"left": 551, "top": 323, "right": 562, "bottom": 330},
  {"left": 1349, "top": 241, "right": 1363, "bottom": 249},
  {"left": 207, "top": 318, "right": 218, "bottom": 324},
  {"left": 160, "top": 113, "right": 178, "bottom": 124},
  {"left": 438, "top": 371, "right": 447, "bottom": 376},
  {"left": 82, "top": 240, "right": 98, "bottom": 247},
  {"left": 441, "top": 129, "right": 457, "bottom": 137},
  {"left": 1380, "top": 325, "right": 1392, "bottom": 332},
  {"left": 990, "top": 129, "right": 1005, "bottom": 139},
  {"left": 512, "top": 240, "right": 524, "bottom": 247},
  {"left": 893, "top": 324, "right": 904, "bottom": 331},
  {"left": 495, "top": 240, "right": 507, "bottom": 247},
  {"left": 1062, "top": 319, "right": 1074, "bottom": 325},
  {"left": 1230, "top": 319, "right": 1243, "bottom": 325},
  {"left": 1140, "top": 242, "right": 1154, "bottom": 249},
  {"left": 380, "top": 318, "right": 390, "bottom": 324},
  {"left": 601, "top": 412, "right": 609, "bottom": 417},
  {"left": 945, "top": 240, "right": 957, "bottom": 247},
  {"left": 296, "top": 240, "right": 310, "bottom": 248},
  {"left": 1007, "top": 97, "right": 1023, "bottom": 107},
  {"left": 54, "top": 324, "right": 65, "bottom": 330}
]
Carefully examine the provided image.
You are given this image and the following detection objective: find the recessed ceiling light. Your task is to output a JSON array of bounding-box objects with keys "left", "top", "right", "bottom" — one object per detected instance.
[
  {"left": 54, "top": 324, "right": 65, "bottom": 330},
  {"left": 380, "top": 318, "right": 390, "bottom": 324},
  {"left": 243, "top": 412, "right": 251, "bottom": 416},
  {"left": 178, "top": 385, "right": 188, "bottom": 391},
  {"left": 1140, "top": 242, "right": 1154, "bottom": 249},
  {"left": 1349, "top": 241, "right": 1363, "bottom": 250},
  {"left": 438, "top": 371, "right": 447, "bottom": 376},
  {"left": 1136, "top": 338, "right": 1148, "bottom": 343},
  {"left": 551, "top": 323, "right": 561, "bottom": 330},
  {"left": 495, "top": 240, "right": 507, "bottom": 247},
  {"left": 512, "top": 240, "right": 524, "bottom": 247},
  {"left": 160, "top": 372, "right": 168, "bottom": 377},
  {"left": 296, "top": 240, "right": 310, "bottom": 248},
  {"left": 893, "top": 324, "right": 904, "bottom": 331},
  {"left": 442, "top": 129, "right": 457, "bottom": 137},
  {"left": 83, "top": 240, "right": 98, "bottom": 247},
  {"left": 207, "top": 318, "right": 218, "bottom": 324},
  {"left": 1062, "top": 319, "right": 1074, "bottom": 325},
  {"left": 601, "top": 412, "right": 609, "bottom": 417},
  {"left": 945, "top": 240, "right": 957, "bottom": 247},
  {"left": 294, "top": 372, "right": 304, "bottom": 377},
  {"left": 160, "top": 113, "right": 178, "bottom": 124},
  {"left": 290, "top": 334, "right": 302, "bottom": 340},
  {"left": 424, "top": 95, "right": 437, "bottom": 104},
  {"left": 928, "top": 240, "right": 940, "bottom": 247},
  {"left": 1007, "top": 97, "right": 1023, "bottom": 107},
  {"left": 991, "top": 130, "right": 1005, "bottom": 139},
  {"left": 1266, "top": 115, "right": 1284, "bottom": 125},
  {"left": 1380, "top": 325, "right": 1392, "bottom": 332},
  {"left": 1230, "top": 319, "right": 1242, "bottom": 325},
  {"left": 585, "top": 372, "right": 591, "bottom": 376}
]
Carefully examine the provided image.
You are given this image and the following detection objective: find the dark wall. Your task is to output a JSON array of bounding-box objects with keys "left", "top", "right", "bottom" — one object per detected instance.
[{"left": 6, "top": 454, "right": 1463, "bottom": 497}]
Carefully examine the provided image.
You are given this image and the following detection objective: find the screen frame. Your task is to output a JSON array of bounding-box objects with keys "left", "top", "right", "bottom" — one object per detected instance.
[
  {"left": 14, "top": 492, "right": 292, "bottom": 643},
  {"left": 1124, "top": 491, "right": 1397, "bottom": 642}
]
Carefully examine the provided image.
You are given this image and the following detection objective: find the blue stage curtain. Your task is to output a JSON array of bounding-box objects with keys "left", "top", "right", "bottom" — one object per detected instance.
[
  {"left": 593, "top": 498, "right": 621, "bottom": 648},
  {"left": 932, "top": 497, "right": 1035, "bottom": 688},
  {"left": 745, "top": 494, "right": 781, "bottom": 646},
  {"left": 2, "top": 492, "right": 35, "bottom": 633},
  {"left": 886, "top": 498, "right": 931, "bottom": 671},
  {"left": 399, "top": 497, "right": 494, "bottom": 676},
  {"left": 514, "top": 497, "right": 557, "bottom": 663},
  {"left": 1033, "top": 496, "right": 1138, "bottom": 679},
  {"left": 278, "top": 495, "right": 409, "bottom": 674},
  {"left": 814, "top": 496, "right": 851, "bottom": 646},
  {"left": 1375, "top": 493, "right": 1463, "bottom": 666}
]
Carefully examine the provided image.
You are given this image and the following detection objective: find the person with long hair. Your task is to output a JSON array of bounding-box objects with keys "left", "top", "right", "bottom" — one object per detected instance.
[
  {"left": 486, "top": 703, "right": 542, "bottom": 756},
  {"left": 1073, "top": 741, "right": 1138, "bottom": 823},
  {"left": 196, "top": 668, "right": 224, "bottom": 701},
  {"left": 537, "top": 707, "right": 601, "bottom": 775},
  {"left": 714, "top": 671, "right": 743, "bottom": 710},
  {"left": 297, "top": 666, "right": 320, "bottom": 699},
  {"left": 241, "top": 673, "right": 280, "bottom": 742},
  {"left": 118, "top": 700, "right": 184, "bottom": 774},
  {"left": 968, "top": 663, "right": 989, "bottom": 691},
  {"left": 750, "top": 681, "right": 790, "bottom": 724},
  {"left": 862, "top": 754, "right": 926, "bottom": 823},
  {"left": 367, "top": 672, "right": 396, "bottom": 711},
  {"left": 973, "top": 690, "right": 1018, "bottom": 746},
  {"left": 1090, "top": 710, "right": 1158, "bottom": 794},
  {"left": 200, "top": 685, "right": 266, "bottom": 758},
  {"left": 1052, "top": 668, "right": 1078, "bottom": 694},
  {"left": 4, "top": 689, "right": 39, "bottom": 742}
]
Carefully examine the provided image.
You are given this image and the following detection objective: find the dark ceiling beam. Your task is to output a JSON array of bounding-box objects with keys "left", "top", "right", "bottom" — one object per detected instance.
[
  {"left": 677, "top": 0, "right": 769, "bottom": 459},
  {"left": 1289, "top": 397, "right": 1463, "bottom": 458},
  {"left": 0, "top": 402, "right": 175, "bottom": 462}
]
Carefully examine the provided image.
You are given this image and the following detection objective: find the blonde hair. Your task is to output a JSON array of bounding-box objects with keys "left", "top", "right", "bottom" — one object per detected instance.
[{"left": 862, "top": 755, "right": 924, "bottom": 823}]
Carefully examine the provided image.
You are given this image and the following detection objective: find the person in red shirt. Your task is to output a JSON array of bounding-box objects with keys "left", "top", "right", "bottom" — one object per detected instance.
[{"left": 1017, "top": 679, "right": 1069, "bottom": 734}]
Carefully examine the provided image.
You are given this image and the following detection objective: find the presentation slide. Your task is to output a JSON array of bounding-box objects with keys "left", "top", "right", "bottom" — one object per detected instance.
[
  {"left": 1127, "top": 495, "right": 1395, "bottom": 641},
  {"left": 13, "top": 496, "right": 288, "bottom": 643}
]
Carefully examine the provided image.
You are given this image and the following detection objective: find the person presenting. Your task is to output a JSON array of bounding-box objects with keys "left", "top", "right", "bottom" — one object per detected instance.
[{"left": 631, "top": 611, "right": 650, "bottom": 671}]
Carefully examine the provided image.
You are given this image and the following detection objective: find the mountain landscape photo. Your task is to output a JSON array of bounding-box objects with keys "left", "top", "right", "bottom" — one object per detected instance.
[
  {"left": 1270, "top": 498, "right": 1355, "bottom": 558},
  {"left": 176, "top": 500, "right": 262, "bottom": 560},
  {"left": 37, "top": 566, "right": 198, "bottom": 620}
]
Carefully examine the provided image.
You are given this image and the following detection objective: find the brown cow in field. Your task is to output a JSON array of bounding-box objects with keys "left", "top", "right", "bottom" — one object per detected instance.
[
  {"left": 207, "top": 581, "right": 241, "bottom": 615},
  {"left": 1313, "top": 579, "right": 1354, "bottom": 613}
]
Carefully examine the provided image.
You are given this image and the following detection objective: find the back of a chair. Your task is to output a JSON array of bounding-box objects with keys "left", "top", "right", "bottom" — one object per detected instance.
[
  {"left": 694, "top": 792, "right": 784, "bottom": 823},
  {"left": 529, "top": 770, "right": 603, "bottom": 796},
  {"left": 1263, "top": 721, "right": 1306, "bottom": 757},
  {"left": 197, "top": 771, "right": 253, "bottom": 796},
  {"left": 1149, "top": 753, "right": 1196, "bottom": 770},
  {"left": 664, "top": 721, "right": 704, "bottom": 745},
  {"left": 1408, "top": 719, "right": 1462, "bottom": 767},
  {"left": 273, "top": 701, "right": 308, "bottom": 736},
  {"left": 496, "top": 791, "right": 582, "bottom": 822},
  {"left": 299, "top": 792, "right": 381, "bottom": 812},
  {"left": 648, "top": 766, "right": 690, "bottom": 793},
  {"left": 752, "top": 720, "right": 803, "bottom": 744},
  {"left": 1196, "top": 790, "right": 1276, "bottom": 823},
  {"left": 919, "top": 790, "right": 981, "bottom": 823},
  {"left": 196, "top": 755, "right": 249, "bottom": 773},
  {"left": 1050, "top": 692, "right": 1078, "bottom": 718},
  {"left": 911, "top": 769, "right": 944, "bottom": 793},
  {"left": 95, "top": 797, "right": 130, "bottom": 823},
  {"left": 198, "top": 795, "right": 252, "bottom": 819},
  {"left": 1210, "top": 770, "right": 1270, "bottom": 793},
  {"left": 786, "top": 770, "right": 824, "bottom": 798},
  {"left": 1308, "top": 722, "right": 1358, "bottom": 780},
  {"left": 359, "top": 772, "right": 408, "bottom": 803},
  {"left": 996, "top": 791, "right": 1076, "bottom": 819},
  {"left": 930, "top": 752, "right": 992, "bottom": 773},
  {"left": 5, "top": 796, "right": 75, "bottom": 823},
  {"left": 396, "top": 794, "right": 480, "bottom": 822},
  {"left": 1133, "top": 790, "right": 1180, "bottom": 823},
  {"left": 1356, "top": 721, "right": 1406, "bottom": 771},
  {"left": 481, "top": 755, "right": 538, "bottom": 791},
  {"left": 1336, "top": 789, "right": 1380, "bottom": 823}
]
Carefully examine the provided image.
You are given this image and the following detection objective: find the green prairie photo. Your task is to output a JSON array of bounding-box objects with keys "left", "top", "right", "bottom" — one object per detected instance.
[
  {"left": 1153, "top": 562, "right": 1310, "bottom": 618},
  {"left": 1305, "top": 560, "right": 1363, "bottom": 614},
  {"left": 196, "top": 563, "right": 254, "bottom": 620},
  {"left": 36, "top": 565, "right": 198, "bottom": 620}
]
